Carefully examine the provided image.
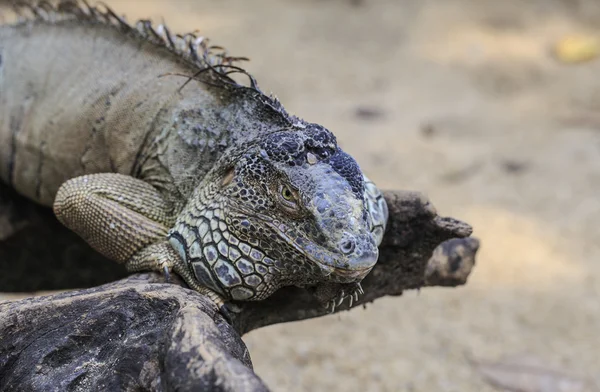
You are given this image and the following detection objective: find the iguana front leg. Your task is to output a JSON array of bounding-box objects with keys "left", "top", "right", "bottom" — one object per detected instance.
[
  {"left": 53, "top": 173, "right": 171, "bottom": 262},
  {"left": 52, "top": 173, "right": 226, "bottom": 308}
]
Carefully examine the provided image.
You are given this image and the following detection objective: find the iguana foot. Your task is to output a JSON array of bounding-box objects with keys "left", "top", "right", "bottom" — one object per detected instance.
[
  {"left": 127, "top": 241, "right": 177, "bottom": 276},
  {"left": 314, "top": 282, "right": 364, "bottom": 313},
  {"left": 128, "top": 241, "right": 232, "bottom": 321},
  {"left": 325, "top": 283, "right": 363, "bottom": 313}
]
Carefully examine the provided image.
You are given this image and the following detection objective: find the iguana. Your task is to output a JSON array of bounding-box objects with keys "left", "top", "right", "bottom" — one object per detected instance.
[{"left": 0, "top": 0, "right": 388, "bottom": 314}]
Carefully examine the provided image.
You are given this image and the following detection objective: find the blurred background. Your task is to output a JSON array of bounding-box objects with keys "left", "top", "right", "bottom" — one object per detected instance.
[{"left": 6, "top": 0, "right": 600, "bottom": 390}]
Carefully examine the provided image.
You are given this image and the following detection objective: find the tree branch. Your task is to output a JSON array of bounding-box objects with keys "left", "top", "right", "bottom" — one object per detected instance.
[
  {"left": 232, "top": 190, "right": 477, "bottom": 333},
  {"left": 0, "top": 187, "right": 479, "bottom": 391}
]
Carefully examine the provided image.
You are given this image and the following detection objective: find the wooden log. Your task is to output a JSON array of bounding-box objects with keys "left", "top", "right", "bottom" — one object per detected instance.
[{"left": 0, "top": 188, "right": 478, "bottom": 391}]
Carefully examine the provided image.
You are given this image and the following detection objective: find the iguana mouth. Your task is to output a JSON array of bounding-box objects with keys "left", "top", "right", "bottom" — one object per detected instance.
[
  {"left": 327, "top": 264, "right": 374, "bottom": 280},
  {"left": 232, "top": 211, "right": 376, "bottom": 281},
  {"left": 227, "top": 204, "right": 376, "bottom": 280}
]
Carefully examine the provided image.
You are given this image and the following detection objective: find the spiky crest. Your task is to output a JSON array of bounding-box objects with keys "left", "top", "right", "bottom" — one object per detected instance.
[{"left": 2, "top": 0, "right": 294, "bottom": 125}]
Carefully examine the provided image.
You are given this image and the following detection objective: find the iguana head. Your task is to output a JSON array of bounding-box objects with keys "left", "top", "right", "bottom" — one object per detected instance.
[{"left": 169, "top": 123, "right": 387, "bottom": 301}]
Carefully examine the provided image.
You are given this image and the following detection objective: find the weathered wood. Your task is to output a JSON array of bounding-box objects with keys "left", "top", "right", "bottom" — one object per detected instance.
[
  {"left": 0, "top": 274, "right": 268, "bottom": 391},
  {"left": 0, "top": 188, "right": 478, "bottom": 391}
]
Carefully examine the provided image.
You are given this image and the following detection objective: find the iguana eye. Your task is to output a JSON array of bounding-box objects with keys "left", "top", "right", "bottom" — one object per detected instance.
[
  {"left": 281, "top": 186, "right": 294, "bottom": 201},
  {"left": 278, "top": 184, "right": 299, "bottom": 210}
]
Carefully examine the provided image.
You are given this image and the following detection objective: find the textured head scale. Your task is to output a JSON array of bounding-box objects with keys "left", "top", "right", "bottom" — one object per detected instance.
[
  {"left": 250, "top": 123, "right": 378, "bottom": 275},
  {"left": 170, "top": 120, "right": 385, "bottom": 302}
]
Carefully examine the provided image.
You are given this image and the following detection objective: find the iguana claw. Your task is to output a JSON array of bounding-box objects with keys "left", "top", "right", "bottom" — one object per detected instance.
[
  {"left": 162, "top": 265, "right": 171, "bottom": 282},
  {"left": 219, "top": 304, "right": 234, "bottom": 324},
  {"left": 336, "top": 290, "right": 345, "bottom": 307},
  {"left": 326, "top": 283, "right": 364, "bottom": 313}
]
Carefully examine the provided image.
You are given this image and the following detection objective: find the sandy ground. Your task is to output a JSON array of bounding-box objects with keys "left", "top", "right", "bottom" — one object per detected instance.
[{"left": 5, "top": 0, "right": 600, "bottom": 390}]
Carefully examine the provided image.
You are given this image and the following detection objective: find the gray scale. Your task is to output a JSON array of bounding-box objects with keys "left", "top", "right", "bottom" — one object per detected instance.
[
  {"left": 229, "top": 236, "right": 240, "bottom": 246},
  {"left": 180, "top": 225, "right": 196, "bottom": 246},
  {"left": 365, "top": 180, "right": 379, "bottom": 198},
  {"left": 244, "top": 274, "right": 262, "bottom": 287},
  {"left": 188, "top": 241, "right": 202, "bottom": 259},
  {"left": 231, "top": 286, "right": 254, "bottom": 301},
  {"left": 229, "top": 247, "right": 242, "bottom": 261},
  {"left": 255, "top": 283, "right": 266, "bottom": 295},
  {"left": 213, "top": 231, "right": 222, "bottom": 244},
  {"left": 249, "top": 248, "right": 264, "bottom": 262},
  {"left": 239, "top": 242, "right": 251, "bottom": 256},
  {"left": 169, "top": 236, "right": 186, "bottom": 263},
  {"left": 379, "top": 197, "right": 389, "bottom": 224},
  {"left": 255, "top": 264, "right": 268, "bottom": 275},
  {"left": 197, "top": 221, "right": 210, "bottom": 238},
  {"left": 235, "top": 258, "right": 254, "bottom": 275},
  {"left": 274, "top": 259, "right": 285, "bottom": 269},
  {"left": 217, "top": 241, "right": 229, "bottom": 257},
  {"left": 368, "top": 199, "right": 382, "bottom": 226},
  {"left": 210, "top": 219, "right": 219, "bottom": 231},
  {"left": 203, "top": 245, "right": 219, "bottom": 265},
  {"left": 372, "top": 227, "right": 384, "bottom": 243},
  {"left": 363, "top": 175, "right": 388, "bottom": 246},
  {"left": 191, "top": 261, "right": 225, "bottom": 296},
  {"left": 214, "top": 259, "right": 242, "bottom": 287},
  {"left": 263, "top": 257, "right": 274, "bottom": 265}
]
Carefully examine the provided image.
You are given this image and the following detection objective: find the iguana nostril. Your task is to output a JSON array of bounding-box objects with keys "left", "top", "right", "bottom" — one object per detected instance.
[{"left": 339, "top": 239, "right": 356, "bottom": 254}]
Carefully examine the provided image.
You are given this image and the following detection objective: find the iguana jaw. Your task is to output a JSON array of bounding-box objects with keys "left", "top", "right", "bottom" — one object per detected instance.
[
  {"left": 312, "top": 257, "right": 375, "bottom": 282},
  {"left": 248, "top": 210, "right": 378, "bottom": 283}
]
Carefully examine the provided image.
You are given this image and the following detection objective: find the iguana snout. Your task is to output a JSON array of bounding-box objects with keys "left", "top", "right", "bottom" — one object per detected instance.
[{"left": 290, "top": 161, "right": 379, "bottom": 281}]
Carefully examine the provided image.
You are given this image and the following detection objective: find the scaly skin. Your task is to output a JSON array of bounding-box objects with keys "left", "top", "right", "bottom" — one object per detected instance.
[{"left": 0, "top": 1, "right": 388, "bottom": 310}]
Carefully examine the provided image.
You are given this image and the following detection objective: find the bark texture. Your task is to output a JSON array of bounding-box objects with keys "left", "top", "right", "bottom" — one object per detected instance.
[{"left": 0, "top": 186, "right": 479, "bottom": 391}]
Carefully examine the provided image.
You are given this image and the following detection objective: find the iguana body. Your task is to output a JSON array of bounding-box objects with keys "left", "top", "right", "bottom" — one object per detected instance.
[{"left": 0, "top": 1, "right": 388, "bottom": 309}]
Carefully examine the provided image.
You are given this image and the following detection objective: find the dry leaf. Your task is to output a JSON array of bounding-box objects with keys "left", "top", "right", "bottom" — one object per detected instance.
[
  {"left": 470, "top": 355, "right": 592, "bottom": 392},
  {"left": 554, "top": 35, "right": 600, "bottom": 64}
]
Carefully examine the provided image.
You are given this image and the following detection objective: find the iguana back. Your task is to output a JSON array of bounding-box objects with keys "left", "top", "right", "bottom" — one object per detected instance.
[
  {"left": 0, "top": 7, "right": 288, "bottom": 208},
  {"left": 2, "top": 18, "right": 180, "bottom": 205}
]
